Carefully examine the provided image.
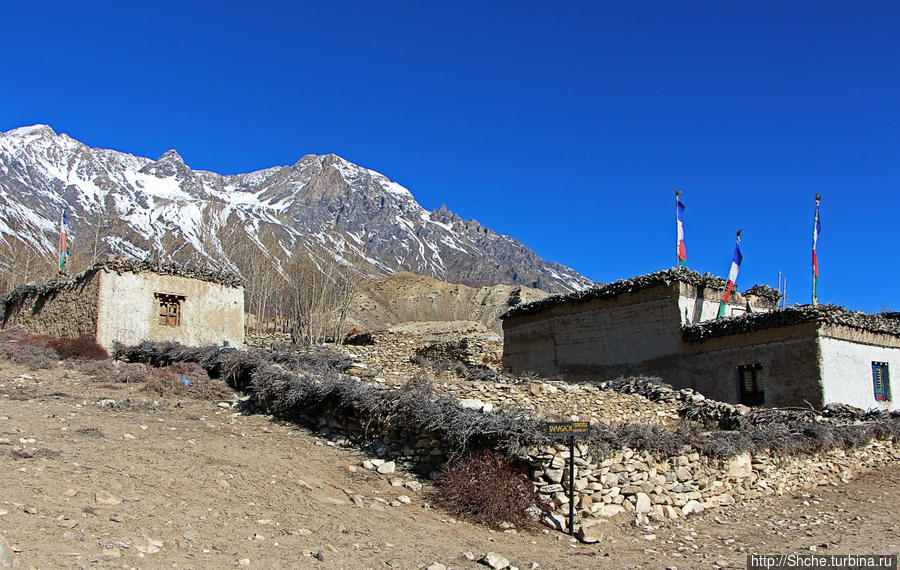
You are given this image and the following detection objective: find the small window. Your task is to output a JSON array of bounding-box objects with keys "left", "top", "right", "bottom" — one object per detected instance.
[
  {"left": 872, "top": 362, "right": 890, "bottom": 402},
  {"left": 738, "top": 363, "right": 764, "bottom": 406},
  {"left": 155, "top": 293, "right": 185, "bottom": 327}
]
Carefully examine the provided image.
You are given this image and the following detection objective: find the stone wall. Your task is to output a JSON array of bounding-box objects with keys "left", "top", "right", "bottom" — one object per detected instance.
[
  {"left": 436, "top": 379, "right": 681, "bottom": 428},
  {"left": 0, "top": 270, "right": 101, "bottom": 338},
  {"left": 284, "top": 372, "right": 899, "bottom": 537},
  {"left": 338, "top": 325, "right": 502, "bottom": 384},
  {"left": 526, "top": 438, "right": 898, "bottom": 534}
]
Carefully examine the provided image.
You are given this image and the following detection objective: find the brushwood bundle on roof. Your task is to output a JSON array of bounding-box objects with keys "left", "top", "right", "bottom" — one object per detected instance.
[
  {"left": 501, "top": 268, "right": 778, "bottom": 319},
  {"left": 100, "top": 255, "right": 244, "bottom": 288},
  {"left": 682, "top": 304, "right": 900, "bottom": 342}
]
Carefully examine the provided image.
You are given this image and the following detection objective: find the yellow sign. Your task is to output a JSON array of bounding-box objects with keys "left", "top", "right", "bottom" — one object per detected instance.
[{"left": 544, "top": 421, "right": 591, "bottom": 437}]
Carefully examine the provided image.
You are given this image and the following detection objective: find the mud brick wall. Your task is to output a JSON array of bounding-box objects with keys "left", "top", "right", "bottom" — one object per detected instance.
[
  {"left": 1, "top": 272, "right": 101, "bottom": 338},
  {"left": 95, "top": 271, "right": 244, "bottom": 351},
  {"left": 502, "top": 285, "right": 685, "bottom": 378},
  {"left": 679, "top": 323, "right": 823, "bottom": 407}
]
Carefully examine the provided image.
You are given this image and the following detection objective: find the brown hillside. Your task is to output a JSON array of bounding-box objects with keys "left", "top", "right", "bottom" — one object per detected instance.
[{"left": 346, "top": 272, "right": 549, "bottom": 333}]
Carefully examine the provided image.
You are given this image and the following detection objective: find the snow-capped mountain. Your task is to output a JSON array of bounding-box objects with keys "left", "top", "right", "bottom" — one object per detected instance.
[{"left": 0, "top": 124, "right": 593, "bottom": 292}]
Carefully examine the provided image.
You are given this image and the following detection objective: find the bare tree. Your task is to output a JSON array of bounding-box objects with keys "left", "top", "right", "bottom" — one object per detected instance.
[
  {"left": 0, "top": 226, "right": 56, "bottom": 295},
  {"left": 236, "top": 227, "right": 284, "bottom": 334},
  {"left": 281, "top": 244, "right": 363, "bottom": 346}
]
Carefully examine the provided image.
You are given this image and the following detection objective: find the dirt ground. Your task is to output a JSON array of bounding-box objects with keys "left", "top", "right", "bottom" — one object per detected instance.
[{"left": 1, "top": 359, "right": 898, "bottom": 569}]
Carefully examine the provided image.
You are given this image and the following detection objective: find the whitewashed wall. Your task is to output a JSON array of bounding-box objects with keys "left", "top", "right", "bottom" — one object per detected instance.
[
  {"left": 819, "top": 337, "right": 899, "bottom": 411},
  {"left": 678, "top": 296, "right": 748, "bottom": 325},
  {"left": 95, "top": 271, "right": 244, "bottom": 351}
]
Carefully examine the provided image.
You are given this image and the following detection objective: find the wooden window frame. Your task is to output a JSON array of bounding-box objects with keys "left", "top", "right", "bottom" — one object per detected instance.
[
  {"left": 155, "top": 293, "right": 185, "bottom": 327},
  {"left": 737, "top": 363, "right": 764, "bottom": 406},
  {"left": 872, "top": 362, "right": 890, "bottom": 402}
]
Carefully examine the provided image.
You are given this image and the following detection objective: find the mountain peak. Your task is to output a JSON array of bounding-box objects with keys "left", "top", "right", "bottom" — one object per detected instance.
[
  {"left": 138, "top": 149, "right": 189, "bottom": 178},
  {"left": 158, "top": 149, "right": 185, "bottom": 164},
  {"left": 5, "top": 124, "right": 57, "bottom": 138},
  {"left": 0, "top": 128, "right": 595, "bottom": 293}
]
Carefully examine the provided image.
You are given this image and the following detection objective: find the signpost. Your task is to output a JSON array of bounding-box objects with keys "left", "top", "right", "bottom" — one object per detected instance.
[{"left": 544, "top": 421, "right": 591, "bottom": 536}]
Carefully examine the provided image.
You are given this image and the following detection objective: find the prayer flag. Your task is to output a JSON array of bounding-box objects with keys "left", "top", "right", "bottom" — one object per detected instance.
[
  {"left": 58, "top": 210, "right": 70, "bottom": 272},
  {"left": 717, "top": 231, "right": 743, "bottom": 319},
  {"left": 812, "top": 195, "right": 822, "bottom": 306},
  {"left": 676, "top": 191, "right": 687, "bottom": 268}
]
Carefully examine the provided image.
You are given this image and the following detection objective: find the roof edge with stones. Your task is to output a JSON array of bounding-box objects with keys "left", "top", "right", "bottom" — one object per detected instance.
[
  {"left": 681, "top": 304, "right": 900, "bottom": 342},
  {"left": 501, "top": 268, "right": 778, "bottom": 320},
  {"left": 1, "top": 256, "right": 243, "bottom": 316}
]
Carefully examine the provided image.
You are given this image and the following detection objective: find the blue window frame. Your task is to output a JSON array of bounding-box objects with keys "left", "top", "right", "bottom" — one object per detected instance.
[{"left": 872, "top": 362, "right": 890, "bottom": 402}]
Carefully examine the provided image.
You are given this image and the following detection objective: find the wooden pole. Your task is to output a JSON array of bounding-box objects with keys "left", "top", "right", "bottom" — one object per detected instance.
[
  {"left": 568, "top": 435, "right": 575, "bottom": 536},
  {"left": 778, "top": 271, "right": 782, "bottom": 309}
]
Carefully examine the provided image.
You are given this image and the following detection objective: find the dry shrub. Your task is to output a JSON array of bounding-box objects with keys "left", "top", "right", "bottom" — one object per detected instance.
[
  {"left": 143, "top": 362, "right": 232, "bottom": 400},
  {"left": 115, "top": 340, "right": 900, "bottom": 462},
  {"left": 97, "top": 363, "right": 149, "bottom": 384},
  {"left": 433, "top": 450, "right": 549, "bottom": 530},
  {"left": 17, "top": 333, "right": 108, "bottom": 361},
  {"left": 75, "top": 359, "right": 116, "bottom": 376},
  {"left": 0, "top": 328, "right": 29, "bottom": 343},
  {"left": 48, "top": 334, "right": 109, "bottom": 360},
  {"left": 0, "top": 331, "right": 58, "bottom": 368}
]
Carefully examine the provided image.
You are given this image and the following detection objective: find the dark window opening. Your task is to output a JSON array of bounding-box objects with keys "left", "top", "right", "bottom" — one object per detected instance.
[
  {"left": 155, "top": 293, "right": 185, "bottom": 327},
  {"left": 873, "top": 362, "right": 890, "bottom": 402},
  {"left": 738, "top": 363, "right": 764, "bottom": 406}
]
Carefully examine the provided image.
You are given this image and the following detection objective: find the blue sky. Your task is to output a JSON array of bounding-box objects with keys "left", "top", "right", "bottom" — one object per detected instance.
[{"left": 2, "top": 1, "right": 898, "bottom": 311}]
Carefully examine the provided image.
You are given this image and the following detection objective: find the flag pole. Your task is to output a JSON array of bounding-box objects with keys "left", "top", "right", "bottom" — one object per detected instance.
[
  {"left": 57, "top": 210, "right": 65, "bottom": 274},
  {"left": 675, "top": 189, "right": 680, "bottom": 267},
  {"left": 717, "top": 229, "right": 743, "bottom": 320},
  {"left": 812, "top": 193, "right": 821, "bottom": 306},
  {"left": 675, "top": 189, "right": 686, "bottom": 268}
]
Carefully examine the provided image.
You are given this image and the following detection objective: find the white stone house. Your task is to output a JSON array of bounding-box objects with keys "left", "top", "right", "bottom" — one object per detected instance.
[{"left": 0, "top": 258, "right": 244, "bottom": 351}]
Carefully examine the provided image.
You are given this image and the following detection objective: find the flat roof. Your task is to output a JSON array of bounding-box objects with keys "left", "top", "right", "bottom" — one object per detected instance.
[
  {"left": 501, "top": 268, "right": 779, "bottom": 319},
  {"left": 682, "top": 304, "right": 900, "bottom": 342},
  {"left": 1, "top": 256, "right": 243, "bottom": 318}
]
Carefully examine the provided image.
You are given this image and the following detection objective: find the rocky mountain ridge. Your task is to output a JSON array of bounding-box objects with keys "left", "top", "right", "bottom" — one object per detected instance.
[{"left": 0, "top": 124, "right": 593, "bottom": 293}]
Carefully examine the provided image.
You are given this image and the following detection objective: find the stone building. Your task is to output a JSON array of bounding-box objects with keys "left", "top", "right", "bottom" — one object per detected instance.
[
  {"left": 501, "top": 268, "right": 897, "bottom": 411},
  {"left": 0, "top": 258, "right": 244, "bottom": 351}
]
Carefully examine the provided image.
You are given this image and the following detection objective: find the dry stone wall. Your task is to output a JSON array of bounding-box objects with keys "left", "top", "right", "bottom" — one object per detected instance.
[
  {"left": 527, "top": 438, "right": 898, "bottom": 535},
  {"left": 0, "top": 271, "right": 100, "bottom": 338},
  {"left": 338, "top": 324, "right": 503, "bottom": 384},
  {"left": 280, "top": 365, "right": 899, "bottom": 537},
  {"left": 436, "top": 379, "right": 680, "bottom": 428}
]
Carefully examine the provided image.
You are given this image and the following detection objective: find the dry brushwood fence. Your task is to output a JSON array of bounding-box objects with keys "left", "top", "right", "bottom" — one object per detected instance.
[
  {"left": 114, "top": 341, "right": 900, "bottom": 462},
  {"left": 113, "top": 340, "right": 900, "bottom": 533}
]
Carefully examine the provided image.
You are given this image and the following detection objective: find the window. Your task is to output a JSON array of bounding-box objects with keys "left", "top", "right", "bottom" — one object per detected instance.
[
  {"left": 738, "top": 363, "right": 764, "bottom": 406},
  {"left": 872, "top": 362, "right": 890, "bottom": 402},
  {"left": 155, "top": 293, "right": 185, "bottom": 327}
]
